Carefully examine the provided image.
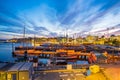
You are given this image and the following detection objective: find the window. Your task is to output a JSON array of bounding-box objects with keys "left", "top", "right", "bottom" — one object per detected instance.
[{"left": 12, "top": 74, "right": 17, "bottom": 80}]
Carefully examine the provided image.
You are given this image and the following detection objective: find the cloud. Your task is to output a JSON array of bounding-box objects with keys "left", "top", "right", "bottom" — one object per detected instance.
[
  {"left": 58, "top": 0, "right": 120, "bottom": 33},
  {"left": 90, "top": 6, "right": 120, "bottom": 32},
  {"left": 0, "top": 0, "right": 120, "bottom": 39},
  {"left": 58, "top": 0, "right": 103, "bottom": 32},
  {"left": 0, "top": 5, "right": 25, "bottom": 27}
]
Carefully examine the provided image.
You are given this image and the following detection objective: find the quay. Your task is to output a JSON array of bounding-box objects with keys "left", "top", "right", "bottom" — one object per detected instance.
[
  {"left": 9, "top": 43, "right": 120, "bottom": 80},
  {"left": 0, "top": 61, "right": 120, "bottom": 80},
  {"left": 13, "top": 49, "right": 98, "bottom": 64},
  {"left": 12, "top": 44, "right": 120, "bottom": 57},
  {"left": 12, "top": 44, "right": 120, "bottom": 64}
]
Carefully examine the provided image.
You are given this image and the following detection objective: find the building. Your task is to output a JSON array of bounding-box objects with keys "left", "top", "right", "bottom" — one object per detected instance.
[
  {"left": 0, "top": 63, "right": 14, "bottom": 80},
  {"left": 19, "top": 63, "right": 33, "bottom": 80},
  {"left": 0, "top": 62, "right": 33, "bottom": 80}
]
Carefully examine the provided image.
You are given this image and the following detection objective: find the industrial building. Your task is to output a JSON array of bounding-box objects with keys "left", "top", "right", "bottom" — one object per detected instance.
[{"left": 0, "top": 62, "right": 33, "bottom": 80}]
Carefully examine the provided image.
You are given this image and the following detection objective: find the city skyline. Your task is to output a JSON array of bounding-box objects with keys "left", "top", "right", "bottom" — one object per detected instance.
[{"left": 0, "top": 0, "right": 120, "bottom": 39}]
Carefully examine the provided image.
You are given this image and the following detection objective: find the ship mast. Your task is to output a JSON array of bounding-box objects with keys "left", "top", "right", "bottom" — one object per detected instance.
[{"left": 23, "top": 25, "right": 25, "bottom": 47}]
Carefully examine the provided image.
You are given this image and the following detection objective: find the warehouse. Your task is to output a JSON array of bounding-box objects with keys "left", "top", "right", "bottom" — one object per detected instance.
[{"left": 0, "top": 62, "right": 33, "bottom": 80}]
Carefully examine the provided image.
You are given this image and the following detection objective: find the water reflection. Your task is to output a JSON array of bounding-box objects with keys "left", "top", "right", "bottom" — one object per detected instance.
[{"left": 0, "top": 42, "right": 31, "bottom": 62}]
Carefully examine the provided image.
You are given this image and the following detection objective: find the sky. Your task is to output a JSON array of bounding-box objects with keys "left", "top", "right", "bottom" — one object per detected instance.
[{"left": 0, "top": 0, "right": 120, "bottom": 39}]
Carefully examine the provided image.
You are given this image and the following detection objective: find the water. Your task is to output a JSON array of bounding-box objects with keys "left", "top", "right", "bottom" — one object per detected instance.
[
  {"left": 0, "top": 42, "right": 50, "bottom": 64},
  {"left": 0, "top": 42, "right": 89, "bottom": 64},
  {"left": 0, "top": 42, "right": 31, "bottom": 62}
]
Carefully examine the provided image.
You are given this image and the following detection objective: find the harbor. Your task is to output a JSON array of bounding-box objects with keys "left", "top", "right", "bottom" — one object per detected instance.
[
  {"left": 0, "top": 0, "right": 120, "bottom": 80},
  {"left": 1, "top": 61, "right": 120, "bottom": 80},
  {"left": 12, "top": 42, "right": 120, "bottom": 64},
  {"left": 0, "top": 42, "right": 120, "bottom": 80}
]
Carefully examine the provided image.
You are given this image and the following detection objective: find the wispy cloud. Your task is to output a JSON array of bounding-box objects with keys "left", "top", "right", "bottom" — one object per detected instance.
[{"left": 0, "top": 0, "right": 120, "bottom": 39}]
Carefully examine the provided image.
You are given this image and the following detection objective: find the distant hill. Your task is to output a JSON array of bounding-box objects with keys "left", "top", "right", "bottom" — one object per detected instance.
[
  {"left": 0, "top": 39, "right": 7, "bottom": 42},
  {"left": 0, "top": 39, "right": 6, "bottom": 41}
]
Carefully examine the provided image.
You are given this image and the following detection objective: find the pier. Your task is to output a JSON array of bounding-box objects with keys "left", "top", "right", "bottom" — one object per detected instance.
[{"left": 12, "top": 44, "right": 120, "bottom": 64}]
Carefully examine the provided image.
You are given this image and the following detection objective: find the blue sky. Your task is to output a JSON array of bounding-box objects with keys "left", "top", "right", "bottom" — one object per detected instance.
[{"left": 0, "top": 0, "right": 120, "bottom": 39}]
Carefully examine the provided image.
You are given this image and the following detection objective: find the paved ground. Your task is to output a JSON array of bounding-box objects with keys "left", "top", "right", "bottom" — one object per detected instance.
[
  {"left": 99, "top": 62, "right": 120, "bottom": 80},
  {"left": 34, "top": 62, "right": 120, "bottom": 80},
  {"left": 35, "top": 71, "right": 86, "bottom": 80}
]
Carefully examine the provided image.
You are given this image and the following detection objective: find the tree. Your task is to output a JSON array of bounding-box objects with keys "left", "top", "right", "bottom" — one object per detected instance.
[
  {"left": 101, "top": 35, "right": 105, "bottom": 38},
  {"left": 111, "top": 34, "right": 115, "bottom": 37}
]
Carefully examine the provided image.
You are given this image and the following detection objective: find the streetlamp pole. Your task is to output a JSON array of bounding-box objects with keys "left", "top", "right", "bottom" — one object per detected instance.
[{"left": 107, "top": 28, "right": 109, "bottom": 38}]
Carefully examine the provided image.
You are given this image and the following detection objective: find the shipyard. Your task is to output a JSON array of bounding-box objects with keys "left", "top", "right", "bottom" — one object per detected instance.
[
  {"left": 0, "top": 36, "right": 120, "bottom": 80},
  {"left": 0, "top": 0, "right": 120, "bottom": 80}
]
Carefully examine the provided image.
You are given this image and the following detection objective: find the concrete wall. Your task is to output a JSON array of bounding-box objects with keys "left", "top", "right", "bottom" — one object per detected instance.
[
  {"left": 0, "top": 72, "right": 6, "bottom": 80},
  {"left": 19, "top": 71, "right": 29, "bottom": 80}
]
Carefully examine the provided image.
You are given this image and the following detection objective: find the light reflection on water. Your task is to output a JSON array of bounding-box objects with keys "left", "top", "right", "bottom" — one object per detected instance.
[
  {"left": 0, "top": 42, "right": 31, "bottom": 62},
  {"left": 0, "top": 42, "right": 99, "bottom": 64},
  {"left": 0, "top": 42, "right": 14, "bottom": 62}
]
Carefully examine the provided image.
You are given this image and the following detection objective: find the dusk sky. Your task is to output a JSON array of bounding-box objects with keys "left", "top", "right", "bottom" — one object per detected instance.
[{"left": 0, "top": 0, "right": 120, "bottom": 39}]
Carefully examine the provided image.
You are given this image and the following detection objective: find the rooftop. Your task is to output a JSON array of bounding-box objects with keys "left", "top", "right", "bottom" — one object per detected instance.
[{"left": 19, "top": 62, "right": 33, "bottom": 71}]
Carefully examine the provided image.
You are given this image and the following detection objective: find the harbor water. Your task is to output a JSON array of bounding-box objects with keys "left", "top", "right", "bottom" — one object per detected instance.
[
  {"left": 0, "top": 42, "right": 89, "bottom": 64},
  {"left": 0, "top": 42, "right": 14, "bottom": 62},
  {"left": 0, "top": 42, "right": 31, "bottom": 62}
]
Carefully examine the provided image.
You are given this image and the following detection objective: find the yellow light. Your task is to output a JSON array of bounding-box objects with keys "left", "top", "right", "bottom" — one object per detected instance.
[
  {"left": 7, "top": 74, "right": 11, "bottom": 79},
  {"left": 86, "top": 65, "right": 107, "bottom": 80},
  {"left": 89, "top": 65, "right": 100, "bottom": 74}
]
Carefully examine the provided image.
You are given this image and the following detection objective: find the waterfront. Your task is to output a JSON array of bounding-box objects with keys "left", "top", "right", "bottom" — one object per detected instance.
[
  {"left": 0, "top": 42, "right": 31, "bottom": 62},
  {"left": 0, "top": 42, "right": 120, "bottom": 80},
  {"left": 0, "top": 42, "right": 89, "bottom": 64},
  {"left": 0, "top": 42, "right": 50, "bottom": 63},
  {"left": 0, "top": 42, "right": 14, "bottom": 62}
]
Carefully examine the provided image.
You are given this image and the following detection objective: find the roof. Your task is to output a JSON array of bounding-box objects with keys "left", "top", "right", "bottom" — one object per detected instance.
[
  {"left": 0, "top": 62, "right": 33, "bottom": 72},
  {"left": 0, "top": 63, "right": 15, "bottom": 72},
  {"left": 19, "top": 62, "right": 33, "bottom": 71},
  {"left": 8, "top": 62, "right": 25, "bottom": 71},
  {"left": 0, "top": 63, "right": 7, "bottom": 69}
]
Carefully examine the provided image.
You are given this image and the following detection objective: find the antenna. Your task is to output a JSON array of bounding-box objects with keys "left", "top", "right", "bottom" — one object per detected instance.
[{"left": 23, "top": 25, "right": 26, "bottom": 47}]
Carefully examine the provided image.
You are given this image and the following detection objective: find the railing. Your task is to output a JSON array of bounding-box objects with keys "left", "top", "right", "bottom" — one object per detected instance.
[{"left": 34, "top": 64, "right": 89, "bottom": 71}]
